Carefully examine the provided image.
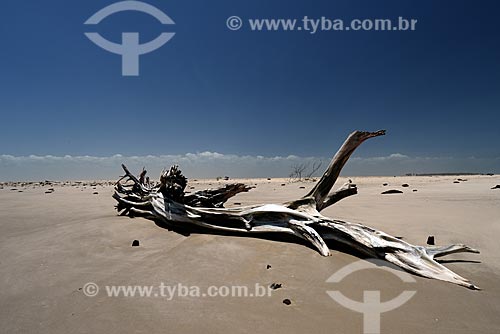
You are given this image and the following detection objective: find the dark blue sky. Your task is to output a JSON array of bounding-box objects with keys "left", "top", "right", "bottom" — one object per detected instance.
[{"left": 1, "top": 0, "right": 499, "bottom": 179}]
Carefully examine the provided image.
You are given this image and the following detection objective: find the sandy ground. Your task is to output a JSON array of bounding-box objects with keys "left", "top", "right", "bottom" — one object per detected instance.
[{"left": 1, "top": 175, "right": 500, "bottom": 333}]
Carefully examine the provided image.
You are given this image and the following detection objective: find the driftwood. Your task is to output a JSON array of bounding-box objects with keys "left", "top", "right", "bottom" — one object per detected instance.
[{"left": 113, "top": 130, "right": 480, "bottom": 289}]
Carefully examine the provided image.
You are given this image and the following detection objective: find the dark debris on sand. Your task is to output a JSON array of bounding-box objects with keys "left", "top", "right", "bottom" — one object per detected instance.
[{"left": 381, "top": 189, "right": 403, "bottom": 194}]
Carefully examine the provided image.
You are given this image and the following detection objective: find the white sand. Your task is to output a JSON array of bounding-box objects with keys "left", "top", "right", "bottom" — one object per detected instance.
[{"left": 1, "top": 175, "right": 499, "bottom": 333}]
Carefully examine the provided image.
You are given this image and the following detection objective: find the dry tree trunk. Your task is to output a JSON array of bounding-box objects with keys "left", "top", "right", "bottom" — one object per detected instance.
[{"left": 113, "top": 130, "right": 480, "bottom": 289}]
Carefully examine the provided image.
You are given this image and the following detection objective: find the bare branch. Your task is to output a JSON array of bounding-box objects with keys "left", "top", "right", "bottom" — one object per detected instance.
[
  {"left": 289, "top": 163, "right": 308, "bottom": 182},
  {"left": 318, "top": 180, "right": 357, "bottom": 211},
  {"left": 306, "top": 161, "right": 323, "bottom": 179},
  {"left": 304, "top": 130, "right": 385, "bottom": 210}
]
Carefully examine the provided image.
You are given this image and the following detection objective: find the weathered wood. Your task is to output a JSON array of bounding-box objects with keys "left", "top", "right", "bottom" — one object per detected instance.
[
  {"left": 304, "top": 130, "right": 385, "bottom": 211},
  {"left": 113, "top": 130, "right": 480, "bottom": 289}
]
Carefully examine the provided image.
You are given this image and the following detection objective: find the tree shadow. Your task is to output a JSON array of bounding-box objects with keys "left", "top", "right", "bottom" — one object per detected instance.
[
  {"left": 126, "top": 216, "right": 479, "bottom": 269},
  {"left": 150, "top": 216, "right": 316, "bottom": 250},
  {"left": 436, "top": 259, "right": 482, "bottom": 264},
  {"left": 139, "top": 216, "right": 376, "bottom": 258}
]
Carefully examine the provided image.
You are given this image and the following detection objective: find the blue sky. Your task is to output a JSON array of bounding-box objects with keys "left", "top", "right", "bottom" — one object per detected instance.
[{"left": 1, "top": 0, "right": 499, "bottom": 180}]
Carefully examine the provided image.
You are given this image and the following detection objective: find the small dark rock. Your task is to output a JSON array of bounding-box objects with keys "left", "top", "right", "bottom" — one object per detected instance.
[
  {"left": 282, "top": 299, "right": 292, "bottom": 305},
  {"left": 233, "top": 202, "right": 241, "bottom": 205},
  {"left": 266, "top": 264, "right": 272, "bottom": 269},
  {"left": 427, "top": 236, "right": 435, "bottom": 245},
  {"left": 383, "top": 183, "right": 388, "bottom": 186},
  {"left": 381, "top": 189, "right": 403, "bottom": 194},
  {"left": 299, "top": 186, "right": 305, "bottom": 189},
  {"left": 281, "top": 183, "right": 286, "bottom": 186},
  {"left": 453, "top": 181, "right": 460, "bottom": 184},
  {"left": 132, "top": 240, "right": 140, "bottom": 247},
  {"left": 267, "top": 178, "right": 271, "bottom": 180},
  {"left": 457, "top": 178, "right": 467, "bottom": 182},
  {"left": 491, "top": 185, "right": 500, "bottom": 189},
  {"left": 44, "top": 191, "right": 53, "bottom": 194},
  {"left": 270, "top": 283, "right": 282, "bottom": 290},
  {"left": 412, "top": 189, "right": 418, "bottom": 192},
  {"left": 93, "top": 192, "right": 99, "bottom": 195},
  {"left": 401, "top": 184, "right": 409, "bottom": 187}
]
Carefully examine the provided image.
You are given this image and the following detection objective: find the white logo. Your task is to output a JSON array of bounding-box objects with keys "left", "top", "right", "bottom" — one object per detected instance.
[
  {"left": 82, "top": 282, "right": 99, "bottom": 297},
  {"left": 326, "top": 259, "right": 416, "bottom": 334},
  {"left": 226, "top": 16, "right": 243, "bottom": 30},
  {"left": 84, "top": 1, "right": 175, "bottom": 76}
]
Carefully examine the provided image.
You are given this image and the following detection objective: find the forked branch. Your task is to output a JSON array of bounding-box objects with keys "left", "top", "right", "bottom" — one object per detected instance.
[{"left": 305, "top": 130, "right": 385, "bottom": 211}]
